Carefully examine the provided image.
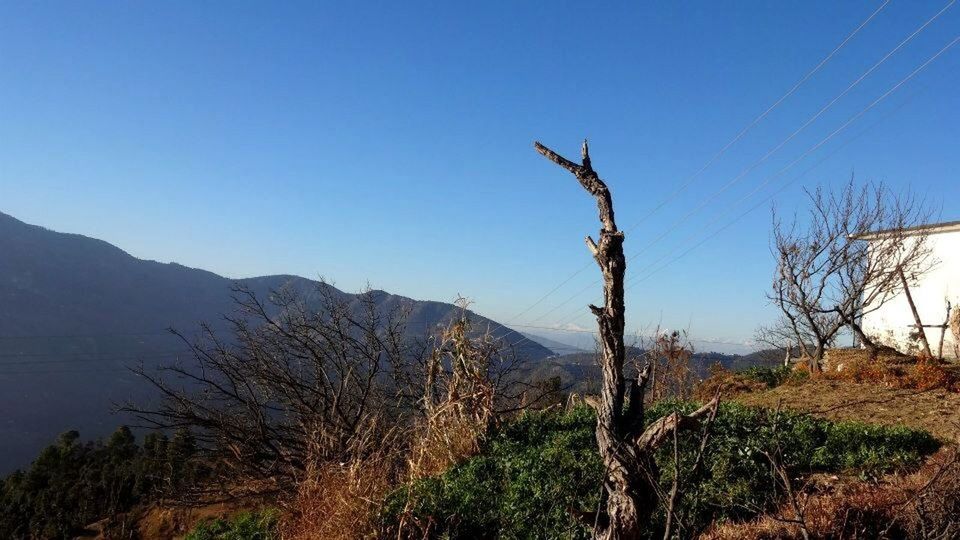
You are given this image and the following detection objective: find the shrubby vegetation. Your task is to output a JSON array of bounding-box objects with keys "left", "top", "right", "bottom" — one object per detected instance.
[
  {"left": 695, "top": 363, "right": 809, "bottom": 401},
  {"left": 185, "top": 510, "right": 278, "bottom": 540},
  {"left": 381, "top": 402, "right": 938, "bottom": 539},
  {"left": 739, "top": 365, "right": 798, "bottom": 388},
  {"left": 3, "top": 280, "right": 943, "bottom": 539},
  {"left": 381, "top": 405, "right": 602, "bottom": 539},
  {"left": 0, "top": 427, "right": 201, "bottom": 539}
]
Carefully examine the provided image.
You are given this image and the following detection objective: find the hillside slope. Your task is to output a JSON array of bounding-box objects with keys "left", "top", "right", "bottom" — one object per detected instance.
[{"left": 0, "top": 211, "right": 551, "bottom": 472}]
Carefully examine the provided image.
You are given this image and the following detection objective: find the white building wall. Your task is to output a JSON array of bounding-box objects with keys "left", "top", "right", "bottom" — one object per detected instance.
[{"left": 862, "top": 229, "right": 960, "bottom": 358}]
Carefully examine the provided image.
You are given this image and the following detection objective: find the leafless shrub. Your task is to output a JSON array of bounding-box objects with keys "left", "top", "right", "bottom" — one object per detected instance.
[
  {"left": 122, "top": 283, "right": 420, "bottom": 495},
  {"left": 766, "top": 179, "right": 934, "bottom": 372},
  {"left": 409, "top": 302, "right": 501, "bottom": 478},
  {"left": 762, "top": 403, "right": 812, "bottom": 540},
  {"left": 643, "top": 329, "right": 699, "bottom": 403},
  {"left": 122, "top": 284, "right": 551, "bottom": 504},
  {"left": 704, "top": 447, "right": 960, "bottom": 540}
]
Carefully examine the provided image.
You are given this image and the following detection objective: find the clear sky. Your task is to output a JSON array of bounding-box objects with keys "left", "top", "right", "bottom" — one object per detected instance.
[{"left": 1, "top": 1, "right": 957, "bottom": 352}]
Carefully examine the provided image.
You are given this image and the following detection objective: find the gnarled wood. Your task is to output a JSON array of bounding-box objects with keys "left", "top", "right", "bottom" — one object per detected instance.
[
  {"left": 535, "top": 140, "right": 720, "bottom": 540},
  {"left": 635, "top": 394, "right": 720, "bottom": 450}
]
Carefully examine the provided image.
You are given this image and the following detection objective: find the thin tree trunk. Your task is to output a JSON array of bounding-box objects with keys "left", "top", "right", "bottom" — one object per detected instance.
[
  {"left": 899, "top": 270, "right": 933, "bottom": 358},
  {"left": 840, "top": 310, "right": 879, "bottom": 354},
  {"left": 937, "top": 302, "right": 951, "bottom": 360},
  {"left": 810, "top": 343, "right": 824, "bottom": 374}
]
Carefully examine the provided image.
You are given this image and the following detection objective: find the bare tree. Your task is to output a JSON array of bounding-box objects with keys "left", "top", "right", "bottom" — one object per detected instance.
[
  {"left": 767, "top": 180, "right": 934, "bottom": 372},
  {"left": 535, "top": 140, "right": 719, "bottom": 539},
  {"left": 122, "top": 285, "right": 420, "bottom": 491},
  {"left": 643, "top": 329, "right": 698, "bottom": 403},
  {"left": 121, "top": 284, "right": 551, "bottom": 495}
]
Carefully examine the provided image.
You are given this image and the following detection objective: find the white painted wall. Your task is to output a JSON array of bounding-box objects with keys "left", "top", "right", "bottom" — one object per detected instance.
[{"left": 862, "top": 228, "right": 960, "bottom": 358}]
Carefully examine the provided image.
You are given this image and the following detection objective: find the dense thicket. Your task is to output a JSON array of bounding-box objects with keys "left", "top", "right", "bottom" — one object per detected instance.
[{"left": 0, "top": 427, "right": 201, "bottom": 539}]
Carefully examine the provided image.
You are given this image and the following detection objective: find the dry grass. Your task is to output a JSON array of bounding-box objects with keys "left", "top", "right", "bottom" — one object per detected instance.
[
  {"left": 134, "top": 501, "right": 261, "bottom": 540},
  {"left": 282, "top": 313, "right": 497, "bottom": 540},
  {"left": 702, "top": 447, "right": 960, "bottom": 539},
  {"left": 280, "top": 448, "right": 402, "bottom": 540},
  {"left": 738, "top": 378, "right": 960, "bottom": 441},
  {"left": 821, "top": 348, "right": 960, "bottom": 391},
  {"left": 725, "top": 347, "right": 960, "bottom": 440},
  {"left": 694, "top": 365, "right": 769, "bottom": 401},
  {"left": 708, "top": 354, "right": 960, "bottom": 538}
]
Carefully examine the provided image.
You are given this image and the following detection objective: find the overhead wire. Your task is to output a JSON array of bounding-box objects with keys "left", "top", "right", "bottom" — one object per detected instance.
[
  {"left": 499, "top": 1, "right": 893, "bottom": 325},
  {"left": 556, "top": 34, "right": 959, "bottom": 327},
  {"left": 522, "top": 0, "right": 956, "bottom": 328}
]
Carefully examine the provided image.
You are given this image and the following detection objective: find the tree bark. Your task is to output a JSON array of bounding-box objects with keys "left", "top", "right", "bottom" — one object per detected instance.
[
  {"left": 838, "top": 309, "right": 879, "bottom": 355},
  {"left": 938, "top": 302, "right": 951, "bottom": 360},
  {"left": 535, "top": 140, "right": 719, "bottom": 539},
  {"left": 899, "top": 270, "right": 933, "bottom": 358}
]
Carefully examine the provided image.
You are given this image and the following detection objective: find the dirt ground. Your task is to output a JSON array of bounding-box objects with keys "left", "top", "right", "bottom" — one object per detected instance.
[
  {"left": 78, "top": 499, "right": 268, "bottom": 540},
  {"left": 737, "top": 379, "right": 960, "bottom": 441}
]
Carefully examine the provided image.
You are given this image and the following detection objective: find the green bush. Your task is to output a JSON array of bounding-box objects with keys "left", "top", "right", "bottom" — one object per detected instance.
[
  {"left": 185, "top": 510, "right": 278, "bottom": 540},
  {"left": 739, "top": 365, "right": 798, "bottom": 388},
  {"left": 382, "top": 402, "right": 938, "bottom": 539},
  {"left": 381, "top": 406, "right": 601, "bottom": 539},
  {"left": 644, "top": 401, "right": 938, "bottom": 531}
]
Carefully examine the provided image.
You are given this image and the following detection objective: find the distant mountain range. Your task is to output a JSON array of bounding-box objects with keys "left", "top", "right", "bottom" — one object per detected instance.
[
  {"left": 525, "top": 347, "right": 782, "bottom": 396},
  {"left": 519, "top": 332, "right": 589, "bottom": 355},
  {"left": 0, "top": 211, "right": 552, "bottom": 472}
]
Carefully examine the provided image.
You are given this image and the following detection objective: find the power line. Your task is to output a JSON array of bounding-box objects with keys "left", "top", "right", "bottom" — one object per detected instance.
[
  {"left": 622, "top": 0, "right": 893, "bottom": 233},
  {"left": 0, "top": 317, "right": 750, "bottom": 374},
  {"left": 502, "top": 260, "right": 595, "bottom": 325},
  {"left": 626, "top": 34, "right": 960, "bottom": 289},
  {"left": 506, "top": 322, "right": 750, "bottom": 347},
  {"left": 522, "top": 1, "right": 955, "bottom": 327},
  {"left": 5, "top": 7, "right": 952, "bottom": 375},
  {"left": 0, "top": 328, "right": 234, "bottom": 341},
  {"left": 0, "top": 366, "right": 137, "bottom": 376},
  {"left": 0, "top": 316, "right": 558, "bottom": 366},
  {"left": 499, "top": 1, "right": 892, "bottom": 326},
  {"left": 0, "top": 351, "right": 193, "bottom": 364},
  {"left": 626, "top": 0, "right": 952, "bottom": 266},
  {"left": 557, "top": 34, "right": 958, "bottom": 328}
]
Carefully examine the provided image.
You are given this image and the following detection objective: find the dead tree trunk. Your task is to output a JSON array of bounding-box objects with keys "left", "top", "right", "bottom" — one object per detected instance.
[
  {"left": 937, "top": 302, "right": 951, "bottom": 360},
  {"left": 899, "top": 269, "right": 933, "bottom": 358},
  {"left": 535, "top": 140, "right": 719, "bottom": 540}
]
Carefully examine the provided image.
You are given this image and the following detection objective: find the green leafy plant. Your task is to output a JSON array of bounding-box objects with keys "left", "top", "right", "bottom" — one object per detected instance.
[
  {"left": 381, "top": 406, "right": 602, "bottom": 539},
  {"left": 739, "top": 365, "right": 798, "bottom": 388},
  {"left": 382, "top": 402, "right": 938, "bottom": 539},
  {"left": 185, "top": 510, "right": 278, "bottom": 540}
]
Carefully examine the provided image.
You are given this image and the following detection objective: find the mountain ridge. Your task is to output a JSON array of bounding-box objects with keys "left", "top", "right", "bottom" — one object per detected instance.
[{"left": 0, "top": 210, "right": 552, "bottom": 472}]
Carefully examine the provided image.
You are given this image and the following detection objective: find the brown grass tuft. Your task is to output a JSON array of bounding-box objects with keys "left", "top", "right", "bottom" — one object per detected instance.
[
  {"left": 281, "top": 448, "right": 402, "bottom": 540},
  {"left": 822, "top": 348, "right": 959, "bottom": 391},
  {"left": 694, "top": 364, "right": 768, "bottom": 401},
  {"left": 701, "top": 448, "right": 960, "bottom": 539},
  {"left": 282, "top": 310, "right": 499, "bottom": 539}
]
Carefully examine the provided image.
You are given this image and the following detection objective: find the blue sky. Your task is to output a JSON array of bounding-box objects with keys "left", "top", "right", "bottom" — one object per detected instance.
[{"left": 1, "top": 1, "right": 957, "bottom": 351}]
